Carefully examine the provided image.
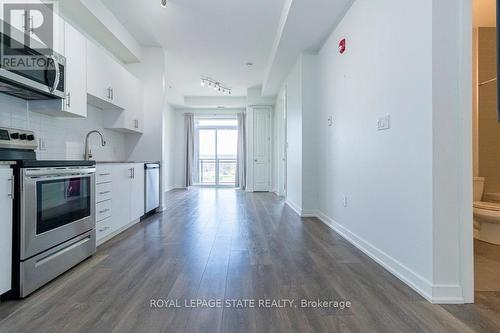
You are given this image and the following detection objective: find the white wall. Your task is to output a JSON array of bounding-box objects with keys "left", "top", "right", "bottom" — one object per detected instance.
[
  {"left": 301, "top": 54, "right": 319, "bottom": 214},
  {"left": 281, "top": 54, "right": 319, "bottom": 214},
  {"left": 0, "top": 94, "right": 126, "bottom": 161},
  {"left": 280, "top": 0, "right": 449, "bottom": 301},
  {"left": 284, "top": 60, "right": 303, "bottom": 211},
  {"left": 247, "top": 86, "right": 276, "bottom": 106},
  {"left": 431, "top": 0, "right": 473, "bottom": 303},
  {"left": 163, "top": 102, "right": 176, "bottom": 192},
  {"left": 280, "top": 0, "right": 472, "bottom": 303},
  {"left": 273, "top": 88, "right": 286, "bottom": 196},
  {"left": 315, "top": 0, "right": 434, "bottom": 299}
]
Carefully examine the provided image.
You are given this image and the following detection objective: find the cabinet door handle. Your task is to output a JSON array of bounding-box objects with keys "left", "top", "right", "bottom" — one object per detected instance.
[
  {"left": 132, "top": 168, "right": 135, "bottom": 179},
  {"left": 66, "top": 92, "right": 71, "bottom": 108},
  {"left": 111, "top": 88, "right": 114, "bottom": 100},
  {"left": 99, "top": 226, "right": 110, "bottom": 232},
  {"left": 99, "top": 191, "right": 111, "bottom": 195},
  {"left": 99, "top": 208, "right": 110, "bottom": 214},
  {"left": 134, "top": 119, "right": 139, "bottom": 129},
  {"left": 28, "top": 16, "right": 34, "bottom": 33},
  {"left": 7, "top": 177, "right": 14, "bottom": 199},
  {"left": 99, "top": 173, "right": 111, "bottom": 176},
  {"left": 129, "top": 168, "right": 133, "bottom": 178}
]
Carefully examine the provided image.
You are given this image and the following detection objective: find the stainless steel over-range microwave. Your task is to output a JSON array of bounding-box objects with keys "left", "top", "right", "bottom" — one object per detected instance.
[{"left": 0, "top": 31, "right": 66, "bottom": 100}]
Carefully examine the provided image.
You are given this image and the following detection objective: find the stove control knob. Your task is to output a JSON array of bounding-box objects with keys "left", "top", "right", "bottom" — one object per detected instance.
[
  {"left": 27, "top": 134, "right": 35, "bottom": 141},
  {"left": 19, "top": 134, "right": 27, "bottom": 140},
  {"left": 10, "top": 133, "right": 19, "bottom": 140}
]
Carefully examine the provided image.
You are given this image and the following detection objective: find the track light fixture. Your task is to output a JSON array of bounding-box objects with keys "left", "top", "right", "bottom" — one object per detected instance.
[{"left": 200, "top": 77, "right": 232, "bottom": 95}]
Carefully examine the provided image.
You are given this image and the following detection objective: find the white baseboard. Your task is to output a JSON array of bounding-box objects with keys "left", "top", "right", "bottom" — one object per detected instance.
[
  {"left": 285, "top": 199, "right": 302, "bottom": 216},
  {"left": 163, "top": 186, "right": 174, "bottom": 193},
  {"left": 300, "top": 209, "right": 318, "bottom": 218},
  {"left": 431, "top": 284, "right": 465, "bottom": 304},
  {"left": 285, "top": 200, "right": 318, "bottom": 218},
  {"left": 314, "top": 210, "right": 464, "bottom": 304}
]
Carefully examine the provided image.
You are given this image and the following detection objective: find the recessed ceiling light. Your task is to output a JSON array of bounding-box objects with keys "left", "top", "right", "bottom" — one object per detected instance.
[{"left": 246, "top": 62, "right": 254, "bottom": 68}]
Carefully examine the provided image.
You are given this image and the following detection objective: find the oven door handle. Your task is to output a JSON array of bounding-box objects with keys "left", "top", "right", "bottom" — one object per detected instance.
[{"left": 24, "top": 168, "right": 96, "bottom": 177}]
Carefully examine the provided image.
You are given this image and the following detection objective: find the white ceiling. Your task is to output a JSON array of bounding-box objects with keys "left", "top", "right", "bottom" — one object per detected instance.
[
  {"left": 101, "top": 0, "right": 286, "bottom": 97},
  {"left": 262, "top": 0, "right": 354, "bottom": 96},
  {"left": 474, "top": 0, "right": 496, "bottom": 27}
]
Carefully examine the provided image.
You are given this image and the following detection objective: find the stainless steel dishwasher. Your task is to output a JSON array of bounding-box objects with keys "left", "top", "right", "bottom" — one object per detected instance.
[{"left": 145, "top": 163, "right": 160, "bottom": 214}]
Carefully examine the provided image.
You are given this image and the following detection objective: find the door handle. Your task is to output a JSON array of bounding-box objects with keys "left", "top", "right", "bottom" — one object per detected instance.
[
  {"left": 129, "top": 168, "right": 134, "bottom": 178},
  {"left": 7, "top": 177, "right": 14, "bottom": 199}
]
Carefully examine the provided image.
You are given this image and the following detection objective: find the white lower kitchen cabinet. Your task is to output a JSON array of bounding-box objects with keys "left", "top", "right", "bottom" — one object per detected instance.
[
  {"left": 95, "top": 163, "right": 145, "bottom": 245},
  {"left": 129, "top": 163, "right": 145, "bottom": 221},
  {"left": 0, "top": 166, "right": 13, "bottom": 295}
]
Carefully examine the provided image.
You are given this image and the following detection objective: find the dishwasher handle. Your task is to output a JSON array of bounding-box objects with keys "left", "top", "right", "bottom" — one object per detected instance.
[{"left": 145, "top": 163, "right": 160, "bottom": 170}]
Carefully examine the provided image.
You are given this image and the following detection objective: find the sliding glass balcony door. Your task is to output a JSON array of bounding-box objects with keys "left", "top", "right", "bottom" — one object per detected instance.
[{"left": 196, "top": 119, "right": 238, "bottom": 187}]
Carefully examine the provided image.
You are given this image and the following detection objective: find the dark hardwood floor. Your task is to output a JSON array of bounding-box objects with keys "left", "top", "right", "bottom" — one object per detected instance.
[{"left": 1, "top": 188, "right": 500, "bottom": 332}]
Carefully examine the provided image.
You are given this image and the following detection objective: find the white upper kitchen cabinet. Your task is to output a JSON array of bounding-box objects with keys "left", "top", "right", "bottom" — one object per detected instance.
[
  {"left": 86, "top": 41, "right": 126, "bottom": 111},
  {"left": 102, "top": 75, "right": 144, "bottom": 134},
  {"left": 29, "top": 22, "right": 87, "bottom": 118},
  {"left": 0, "top": 167, "right": 13, "bottom": 296},
  {"left": 61, "top": 22, "right": 87, "bottom": 117},
  {"left": 0, "top": 2, "right": 64, "bottom": 53}
]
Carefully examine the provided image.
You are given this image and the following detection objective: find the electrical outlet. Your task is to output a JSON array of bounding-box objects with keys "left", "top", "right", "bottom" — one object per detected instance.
[
  {"left": 343, "top": 195, "right": 348, "bottom": 208},
  {"left": 377, "top": 115, "right": 390, "bottom": 131}
]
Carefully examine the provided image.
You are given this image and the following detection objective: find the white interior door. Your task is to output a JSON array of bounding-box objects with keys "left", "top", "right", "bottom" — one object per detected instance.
[
  {"left": 0, "top": 167, "right": 13, "bottom": 295},
  {"left": 253, "top": 108, "right": 271, "bottom": 192}
]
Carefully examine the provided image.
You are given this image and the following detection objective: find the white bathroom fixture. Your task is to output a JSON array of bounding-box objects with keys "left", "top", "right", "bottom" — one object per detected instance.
[{"left": 473, "top": 177, "right": 500, "bottom": 245}]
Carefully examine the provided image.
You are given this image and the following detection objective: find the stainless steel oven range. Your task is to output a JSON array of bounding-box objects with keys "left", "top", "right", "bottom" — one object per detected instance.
[{"left": 0, "top": 127, "right": 96, "bottom": 298}]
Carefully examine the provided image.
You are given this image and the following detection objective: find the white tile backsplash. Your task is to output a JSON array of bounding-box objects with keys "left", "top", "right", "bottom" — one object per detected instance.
[{"left": 0, "top": 94, "right": 127, "bottom": 161}]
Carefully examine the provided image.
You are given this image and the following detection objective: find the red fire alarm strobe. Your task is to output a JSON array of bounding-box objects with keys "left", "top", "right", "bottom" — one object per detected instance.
[{"left": 339, "top": 38, "right": 346, "bottom": 54}]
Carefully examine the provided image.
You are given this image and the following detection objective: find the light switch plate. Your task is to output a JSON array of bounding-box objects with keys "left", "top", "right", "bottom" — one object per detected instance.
[{"left": 377, "top": 115, "right": 390, "bottom": 131}]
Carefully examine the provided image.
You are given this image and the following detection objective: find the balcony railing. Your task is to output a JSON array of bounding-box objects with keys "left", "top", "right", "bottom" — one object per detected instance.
[{"left": 199, "top": 158, "right": 237, "bottom": 185}]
